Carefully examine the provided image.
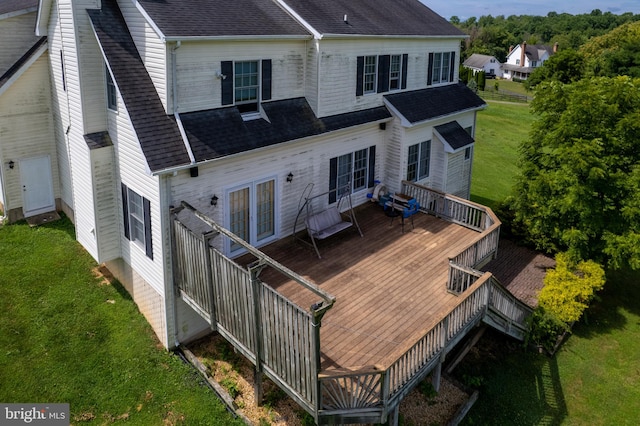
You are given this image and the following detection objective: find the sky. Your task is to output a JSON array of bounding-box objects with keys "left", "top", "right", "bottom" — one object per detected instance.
[{"left": 422, "top": 1, "right": 640, "bottom": 20}]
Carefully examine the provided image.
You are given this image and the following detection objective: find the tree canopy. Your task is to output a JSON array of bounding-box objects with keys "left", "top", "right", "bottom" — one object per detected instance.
[
  {"left": 524, "top": 49, "right": 585, "bottom": 89},
  {"left": 513, "top": 76, "right": 640, "bottom": 269},
  {"left": 580, "top": 21, "right": 640, "bottom": 78}
]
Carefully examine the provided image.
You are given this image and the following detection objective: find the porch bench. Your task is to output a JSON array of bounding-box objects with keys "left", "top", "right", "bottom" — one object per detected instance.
[{"left": 305, "top": 207, "right": 352, "bottom": 239}]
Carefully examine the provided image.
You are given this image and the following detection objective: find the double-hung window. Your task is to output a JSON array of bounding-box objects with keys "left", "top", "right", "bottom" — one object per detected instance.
[
  {"left": 356, "top": 54, "right": 408, "bottom": 96},
  {"left": 407, "top": 141, "right": 431, "bottom": 182},
  {"left": 363, "top": 56, "right": 377, "bottom": 94},
  {"left": 329, "top": 146, "right": 376, "bottom": 203},
  {"left": 106, "top": 66, "right": 117, "bottom": 112},
  {"left": 121, "top": 183, "right": 153, "bottom": 259},
  {"left": 220, "top": 59, "right": 272, "bottom": 113},
  {"left": 428, "top": 51, "right": 456, "bottom": 85},
  {"left": 389, "top": 54, "right": 402, "bottom": 91},
  {"left": 234, "top": 61, "right": 259, "bottom": 113}
]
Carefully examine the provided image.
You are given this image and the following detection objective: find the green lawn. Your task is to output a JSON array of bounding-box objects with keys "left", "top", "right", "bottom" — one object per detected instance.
[
  {"left": 471, "top": 100, "right": 535, "bottom": 210},
  {"left": 458, "top": 269, "right": 640, "bottom": 426},
  {"left": 0, "top": 218, "right": 243, "bottom": 425},
  {"left": 494, "top": 79, "right": 531, "bottom": 96}
]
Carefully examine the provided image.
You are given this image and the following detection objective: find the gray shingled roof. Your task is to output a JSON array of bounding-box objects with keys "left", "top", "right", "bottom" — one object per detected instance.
[
  {"left": 463, "top": 53, "right": 499, "bottom": 68},
  {"left": 282, "top": 0, "right": 465, "bottom": 36},
  {"left": 0, "top": 37, "right": 46, "bottom": 89},
  {"left": 525, "top": 44, "right": 554, "bottom": 61},
  {"left": 84, "top": 131, "right": 113, "bottom": 150},
  {"left": 88, "top": 0, "right": 191, "bottom": 172},
  {"left": 136, "top": 0, "right": 310, "bottom": 38},
  {"left": 180, "top": 98, "right": 391, "bottom": 162},
  {"left": 435, "top": 121, "right": 474, "bottom": 150},
  {"left": 384, "top": 83, "right": 486, "bottom": 125},
  {"left": 0, "top": 0, "right": 37, "bottom": 16}
]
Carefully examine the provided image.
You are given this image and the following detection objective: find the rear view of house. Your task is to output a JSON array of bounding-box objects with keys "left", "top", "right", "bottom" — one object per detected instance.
[
  {"left": 503, "top": 41, "right": 557, "bottom": 80},
  {"left": 3, "top": 0, "right": 535, "bottom": 424}
]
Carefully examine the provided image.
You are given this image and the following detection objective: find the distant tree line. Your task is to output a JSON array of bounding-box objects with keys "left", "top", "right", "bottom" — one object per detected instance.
[{"left": 452, "top": 9, "right": 640, "bottom": 62}]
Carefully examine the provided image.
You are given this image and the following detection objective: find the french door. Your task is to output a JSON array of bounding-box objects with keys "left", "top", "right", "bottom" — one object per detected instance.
[{"left": 227, "top": 178, "right": 276, "bottom": 255}]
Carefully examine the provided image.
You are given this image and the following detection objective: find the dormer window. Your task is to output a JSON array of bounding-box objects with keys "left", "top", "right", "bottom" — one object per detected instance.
[
  {"left": 235, "top": 61, "right": 259, "bottom": 113},
  {"left": 221, "top": 59, "right": 272, "bottom": 114}
]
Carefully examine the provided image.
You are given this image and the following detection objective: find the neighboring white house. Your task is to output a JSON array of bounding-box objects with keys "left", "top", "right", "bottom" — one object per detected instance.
[
  {"left": 463, "top": 53, "right": 502, "bottom": 78},
  {"left": 0, "top": 0, "right": 60, "bottom": 223},
  {"left": 26, "top": 0, "right": 487, "bottom": 351},
  {"left": 502, "top": 41, "right": 557, "bottom": 80}
]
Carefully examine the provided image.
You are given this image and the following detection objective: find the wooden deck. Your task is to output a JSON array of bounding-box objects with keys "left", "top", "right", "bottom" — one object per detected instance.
[{"left": 239, "top": 202, "right": 479, "bottom": 372}]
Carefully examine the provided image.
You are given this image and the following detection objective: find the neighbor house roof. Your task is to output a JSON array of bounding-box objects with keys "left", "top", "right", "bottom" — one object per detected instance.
[
  {"left": 135, "top": 0, "right": 310, "bottom": 39},
  {"left": 463, "top": 53, "right": 500, "bottom": 69},
  {"left": 281, "top": 0, "right": 465, "bottom": 37},
  {"left": 434, "top": 121, "right": 474, "bottom": 152},
  {"left": 524, "top": 44, "right": 553, "bottom": 61},
  {"left": 88, "top": 0, "right": 191, "bottom": 172},
  {"left": 180, "top": 98, "right": 391, "bottom": 162},
  {"left": 0, "top": 0, "right": 37, "bottom": 18},
  {"left": 384, "top": 83, "right": 486, "bottom": 126}
]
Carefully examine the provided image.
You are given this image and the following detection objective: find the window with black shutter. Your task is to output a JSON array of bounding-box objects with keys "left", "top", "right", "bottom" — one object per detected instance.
[{"left": 121, "top": 183, "right": 153, "bottom": 259}]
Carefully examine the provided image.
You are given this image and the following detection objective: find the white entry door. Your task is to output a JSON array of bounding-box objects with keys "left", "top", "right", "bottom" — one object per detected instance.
[
  {"left": 227, "top": 178, "right": 277, "bottom": 255},
  {"left": 20, "top": 155, "right": 55, "bottom": 217}
]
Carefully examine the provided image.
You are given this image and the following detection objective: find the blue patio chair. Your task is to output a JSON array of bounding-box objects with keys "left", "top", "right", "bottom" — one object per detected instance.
[{"left": 402, "top": 199, "right": 420, "bottom": 232}]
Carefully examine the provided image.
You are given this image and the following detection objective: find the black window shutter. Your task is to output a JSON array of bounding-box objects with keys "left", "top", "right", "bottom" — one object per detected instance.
[
  {"left": 401, "top": 54, "right": 408, "bottom": 89},
  {"left": 449, "top": 52, "right": 456, "bottom": 82},
  {"left": 356, "top": 56, "right": 364, "bottom": 96},
  {"left": 329, "top": 157, "right": 338, "bottom": 204},
  {"left": 377, "top": 55, "right": 390, "bottom": 93},
  {"left": 368, "top": 146, "right": 376, "bottom": 188},
  {"left": 221, "top": 61, "right": 233, "bottom": 105},
  {"left": 261, "top": 59, "right": 272, "bottom": 101},
  {"left": 121, "top": 183, "right": 130, "bottom": 240},
  {"left": 427, "top": 52, "right": 434, "bottom": 86},
  {"left": 143, "top": 197, "right": 153, "bottom": 260}
]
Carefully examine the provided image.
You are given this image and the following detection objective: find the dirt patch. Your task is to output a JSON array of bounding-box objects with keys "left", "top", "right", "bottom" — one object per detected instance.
[{"left": 189, "top": 334, "right": 470, "bottom": 425}]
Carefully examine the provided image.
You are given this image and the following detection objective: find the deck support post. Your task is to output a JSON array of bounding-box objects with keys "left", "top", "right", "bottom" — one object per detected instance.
[
  {"left": 431, "top": 356, "right": 443, "bottom": 393},
  {"left": 249, "top": 262, "right": 266, "bottom": 406},
  {"left": 387, "top": 405, "right": 399, "bottom": 426}
]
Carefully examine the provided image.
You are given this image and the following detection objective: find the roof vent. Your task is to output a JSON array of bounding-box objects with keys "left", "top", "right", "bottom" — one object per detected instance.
[{"left": 343, "top": 14, "right": 348, "bottom": 24}]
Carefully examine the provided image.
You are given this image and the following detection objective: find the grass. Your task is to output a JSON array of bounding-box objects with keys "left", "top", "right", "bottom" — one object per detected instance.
[
  {"left": 0, "top": 217, "right": 243, "bottom": 425},
  {"left": 493, "top": 79, "right": 531, "bottom": 96},
  {"left": 471, "top": 100, "right": 536, "bottom": 210},
  {"left": 457, "top": 269, "right": 640, "bottom": 426}
]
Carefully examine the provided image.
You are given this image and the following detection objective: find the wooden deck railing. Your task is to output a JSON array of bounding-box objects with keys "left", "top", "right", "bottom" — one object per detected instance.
[
  {"left": 171, "top": 194, "right": 531, "bottom": 425},
  {"left": 171, "top": 202, "right": 336, "bottom": 417},
  {"left": 400, "top": 181, "right": 501, "bottom": 294}
]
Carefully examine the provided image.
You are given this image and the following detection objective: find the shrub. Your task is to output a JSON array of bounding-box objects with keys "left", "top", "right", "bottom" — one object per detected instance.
[{"left": 539, "top": 253, "right": 605, "bottom": 324}]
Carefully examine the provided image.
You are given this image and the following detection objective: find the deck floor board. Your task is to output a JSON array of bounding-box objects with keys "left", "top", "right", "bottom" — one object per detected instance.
[{"left": 239, "top": 203, "right": 479, "bottom": 371}]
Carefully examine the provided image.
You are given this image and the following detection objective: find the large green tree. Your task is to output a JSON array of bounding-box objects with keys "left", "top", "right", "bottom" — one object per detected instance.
[
  {"left": 514, "top": 76, "right": 640, "bottom": 269},
  {"left": 525, "top": 48, "right": 585, "bottom": 89}
]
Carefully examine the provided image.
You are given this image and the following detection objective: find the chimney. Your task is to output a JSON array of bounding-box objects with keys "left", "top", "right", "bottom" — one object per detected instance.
[
  {"left": 553, "top": 42, "right": 559, "bottom": 53},
  {"left": 520, "top": 41, "right": 526, "bottom": 66},
  {"left": 508, "top": 45, "right": 514, "bottom": 54}
]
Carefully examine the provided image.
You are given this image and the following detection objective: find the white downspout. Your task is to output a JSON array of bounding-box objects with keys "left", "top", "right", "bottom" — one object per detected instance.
[{"left": 171, "top": 41, "right": 181, "bottom": 114}]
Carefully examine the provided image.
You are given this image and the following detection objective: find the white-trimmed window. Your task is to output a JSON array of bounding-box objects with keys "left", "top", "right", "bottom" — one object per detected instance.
[
  {"left": 389, "top": 54, "right": 402, "bottom": 91},
  {"left": 106, "top": 66, "right": 117, "bottom": 112},
  {"left": 363, "top": 56, "right": 377, "bottom": 94},
  {"left": 121, "top": 183, "right": 152, "bottom": 259},
  {"left": 329, "top": 146, "right": 376, "bottom": 203},
  {"left": 431, "top": 52, "right": 451, "bottom": 84},
  {"left": 234, "top": 61, "right": 259, "bottom": 113},
  {"left": 407, "top": 141, "right": 431, "bottom": 181}
]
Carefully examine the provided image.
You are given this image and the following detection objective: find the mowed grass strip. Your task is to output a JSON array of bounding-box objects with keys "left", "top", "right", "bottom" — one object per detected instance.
[
  {"left": 471, "top": 100, "right": 535, "bottom": 210},
  {"left": 0, "top": 218, "right": 243, "bottom": 425}
]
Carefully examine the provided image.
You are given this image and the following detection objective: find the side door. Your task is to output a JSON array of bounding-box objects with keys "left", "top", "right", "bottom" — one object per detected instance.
[{"left": 19, "top": 155, "right": 55, "bottom": 217}]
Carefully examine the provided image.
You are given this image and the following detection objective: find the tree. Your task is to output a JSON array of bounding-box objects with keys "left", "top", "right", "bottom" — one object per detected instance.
[
  {"left": 524, "top": 49, "right": 585, "bottom": 90},
  {"left": 513, "top": 76, "right": 640, "bottom": 269}
]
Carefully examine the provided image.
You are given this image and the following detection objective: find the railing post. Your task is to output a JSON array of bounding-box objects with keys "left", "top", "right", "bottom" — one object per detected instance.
[
  {"left": 249, "top": 262, "right": 266, "bottom": 406},
  {"left": 312, "top": 311, "right": 322, "bottom": 422},
  {"left": 203, "top": 232, "right": 218, "bottom": 330},
  {"left": 381, "top": 369, "right": 390, "bottom": 421}
]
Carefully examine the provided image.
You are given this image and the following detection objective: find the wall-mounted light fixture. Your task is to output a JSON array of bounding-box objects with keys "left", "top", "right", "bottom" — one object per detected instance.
[
  {"left": 286, "top": 172, "right": 294, "bottom": 183},
  {"left": 215, "top": 70, "right": 227, "bottom": 80},
  {"left": 8, "top": 160, "right": 15, "bottom": 169},
  {"left": 210, "top": 195, "right": 218, "bottom": 206}
]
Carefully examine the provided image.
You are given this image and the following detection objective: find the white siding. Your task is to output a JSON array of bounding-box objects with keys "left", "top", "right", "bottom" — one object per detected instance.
[
  {"left": 174, "top": 40, "right": 306, "bottom": 113},
  {"left": 117, "top": 0, "right": 168, "bottom": 111},
  {"left": 315, "top": 38, "right": 461, "bottom": 118},
  {"left": 170, "top": 124, "right": 384, "bottom": 253},
  {"left": 305, "top": 39, "right": 320, "bottom": 114},
  {"left": 0, "top": 54, "right": 59, "bottom": 218},
  {"left": 446, "top": 150, "right": 471, "bottom": 198},
  {"left": 0, "top": 12, "right": 41, "bottom": 75}
]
